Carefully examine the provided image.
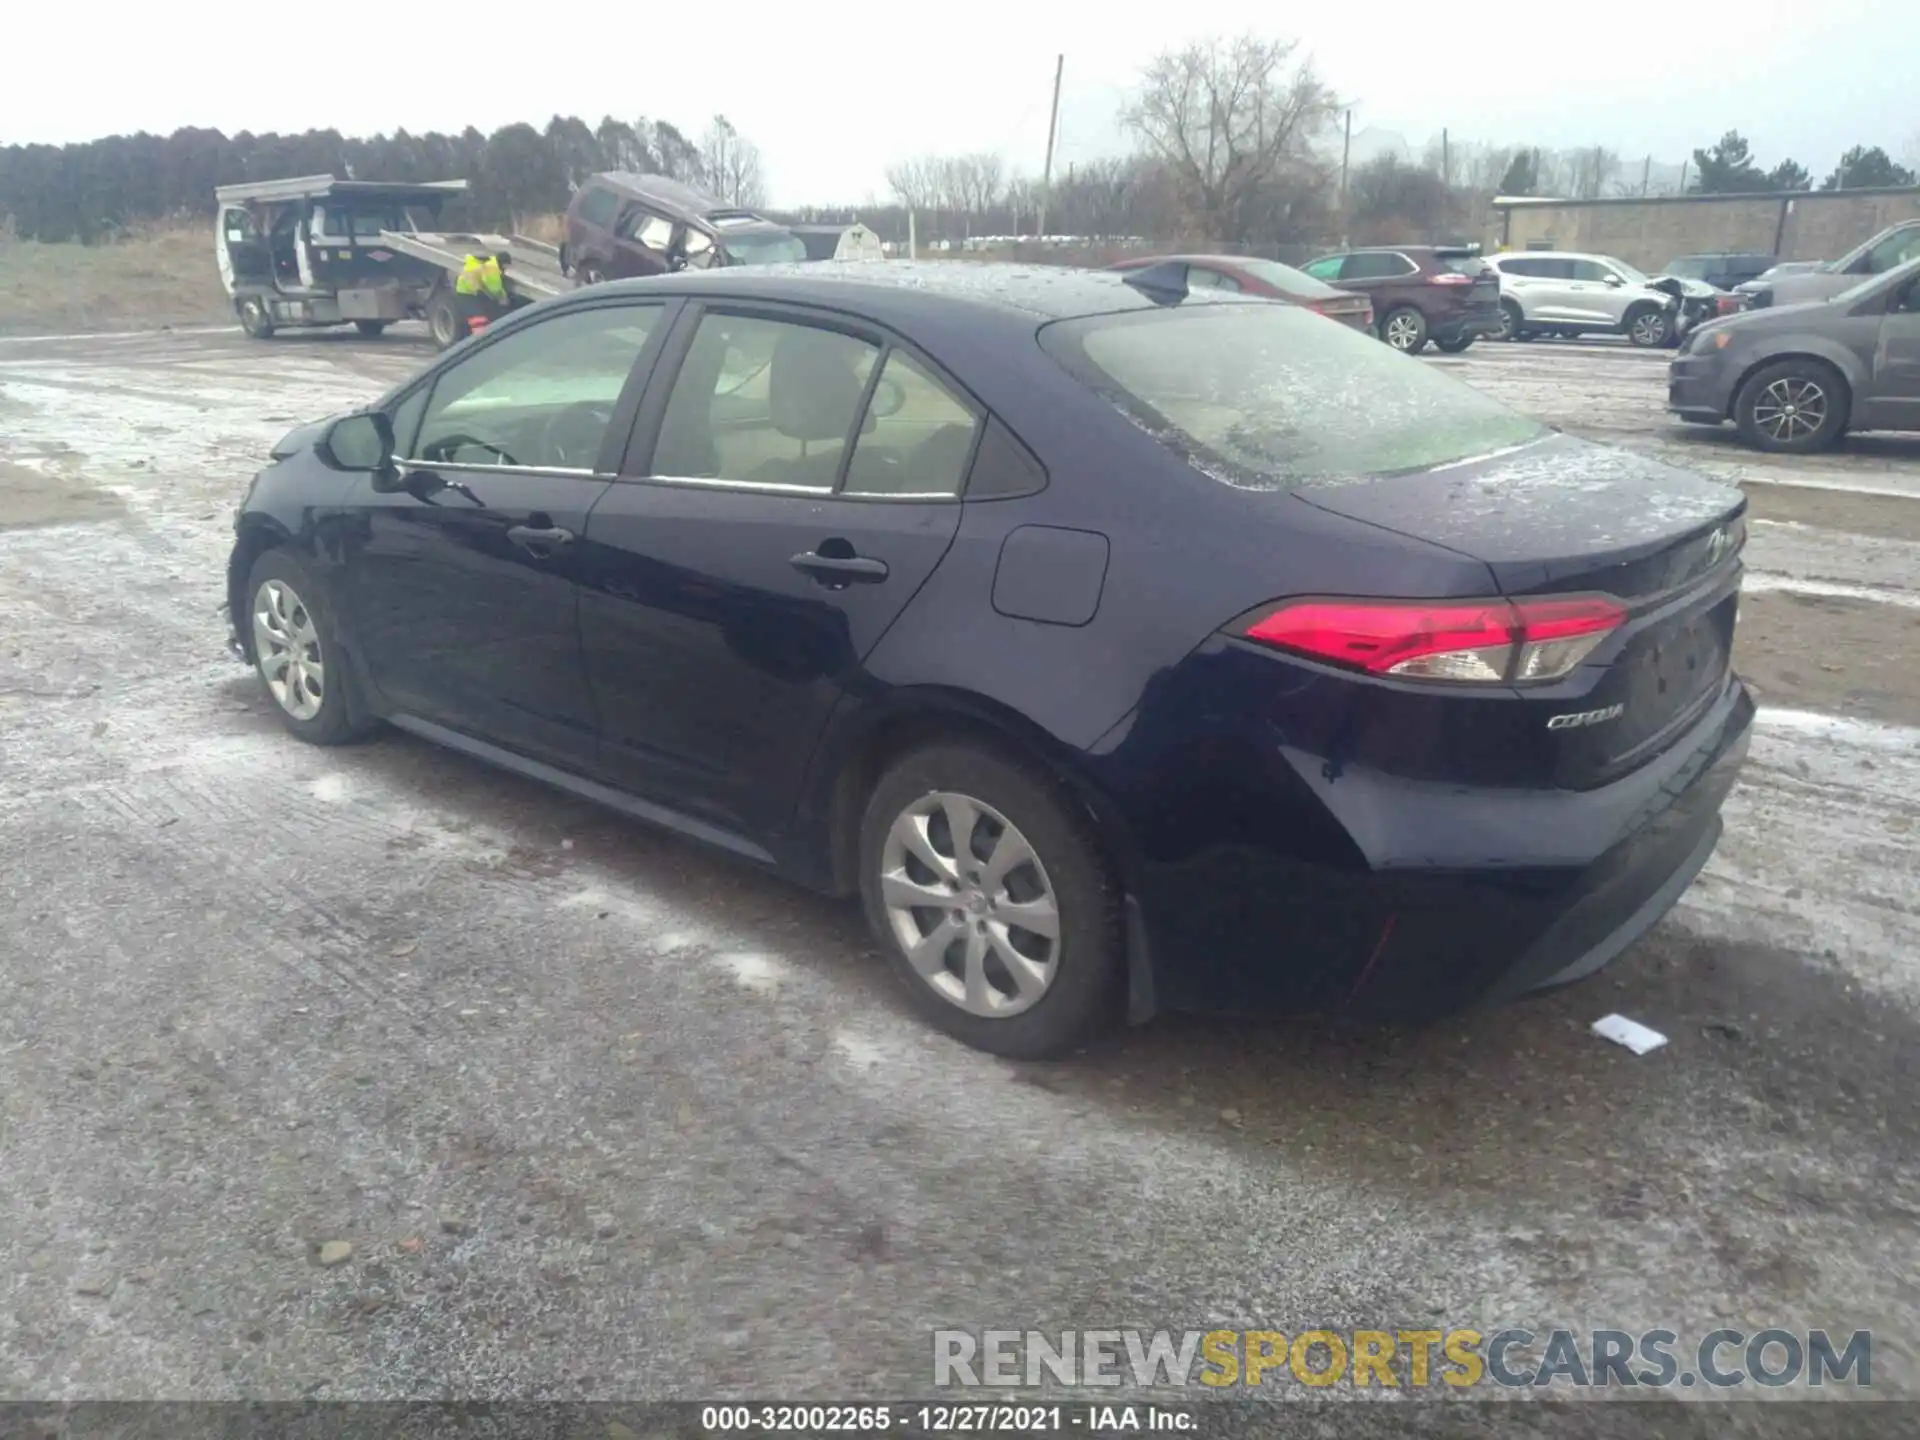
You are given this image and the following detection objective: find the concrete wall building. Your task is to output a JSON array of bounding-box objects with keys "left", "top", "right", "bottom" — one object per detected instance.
[{"left": 1486, "top": 187, "right": 1920, "bottom": 271}]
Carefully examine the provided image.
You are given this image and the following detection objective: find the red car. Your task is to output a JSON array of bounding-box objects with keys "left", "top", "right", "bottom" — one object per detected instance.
[{"left": 1105, "top": 254, "right": 1374, "bottom": 332}]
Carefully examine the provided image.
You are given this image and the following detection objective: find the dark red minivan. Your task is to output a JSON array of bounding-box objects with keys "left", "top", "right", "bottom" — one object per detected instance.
[{"left": 561, "top": 172, "right": 807, "bottom": 283}]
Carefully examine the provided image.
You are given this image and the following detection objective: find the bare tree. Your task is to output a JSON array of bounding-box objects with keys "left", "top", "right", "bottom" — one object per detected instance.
[
  {"left": 699, "top": 115, "right": 767, "bottom": 207},
  {"left": 1121, "top": 33, "right": 1339, "bottom": 243},
  {"left": 884, "top": 155, "right": 939, "bottom": 210}
]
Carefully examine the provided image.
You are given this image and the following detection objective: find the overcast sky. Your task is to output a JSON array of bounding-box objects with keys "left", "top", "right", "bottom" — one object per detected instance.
[{"left": 6, "top": 0, "right": 1915, "bottom": 206}]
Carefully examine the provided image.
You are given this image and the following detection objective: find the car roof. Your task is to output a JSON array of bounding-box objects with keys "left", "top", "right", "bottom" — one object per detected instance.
[
  {"left": 583, "top": 261, "right": 1230, "bottom": 328},
  {"left": 585, "top": 171, "right": 787, "bottom": 232}
]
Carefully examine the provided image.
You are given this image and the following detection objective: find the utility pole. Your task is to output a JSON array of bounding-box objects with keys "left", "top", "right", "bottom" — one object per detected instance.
[
  {"left": 1441, "top": 128, "right": 1450, "bottom": 187},
  {"left": 1036, "top": 53, "right": 1065, "bottom": 241},
  {"left": 1339, "top": 109, "right": 1354, "bottom": 247},
  {"left": 1641, "top": 154, "right": 1651, "bottom": 196},
  {"left": 1678, "top": 158, "right": 1690, "bottom": 195}
]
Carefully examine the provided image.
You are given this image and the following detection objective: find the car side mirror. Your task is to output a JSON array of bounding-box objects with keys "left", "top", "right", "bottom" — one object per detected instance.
[
  {"left": 319, "top": 410, "right": 394, "bottom": 473},
  {"left": 1603, "top": 275, "right": 1624, "bottom": 287}
]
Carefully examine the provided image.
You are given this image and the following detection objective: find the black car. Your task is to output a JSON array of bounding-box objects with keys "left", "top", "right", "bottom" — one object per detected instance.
[{"left": 227, "top": 263, "right": 1755, "bottom": 1059}]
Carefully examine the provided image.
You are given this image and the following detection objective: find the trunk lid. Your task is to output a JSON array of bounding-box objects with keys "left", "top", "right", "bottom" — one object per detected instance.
[{"left": 1295, "top": 434, "right": 1748, "bottom": 785}]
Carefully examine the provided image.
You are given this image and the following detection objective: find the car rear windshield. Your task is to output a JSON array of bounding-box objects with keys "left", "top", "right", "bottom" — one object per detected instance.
[
  {"left": 1233, "top": 258, "right": 1345, "bottom": 301},
  {"left": 722, "top": 231, "right": 809, "bottom": 266},
  {"left": 1433, "top": 249, "right": 1486, "bottom": 274},
  {"left": 1039, "top": 301, "right": 1546, "bottom": 490}
]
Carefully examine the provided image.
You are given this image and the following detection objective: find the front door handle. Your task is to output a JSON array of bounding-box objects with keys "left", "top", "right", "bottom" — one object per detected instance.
[{"left": 507, "top": 524, "right": 574, "bottom": 554}]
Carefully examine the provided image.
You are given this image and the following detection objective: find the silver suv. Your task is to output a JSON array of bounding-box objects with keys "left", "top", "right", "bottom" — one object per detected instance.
[{"left": 1486, "top": 251, "right": 1678, "bottom": 346}]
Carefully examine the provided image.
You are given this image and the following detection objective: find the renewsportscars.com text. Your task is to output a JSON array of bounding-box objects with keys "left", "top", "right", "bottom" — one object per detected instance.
[{"left": 933, "top": 1327, "right": 1872, "bottom": 1391}]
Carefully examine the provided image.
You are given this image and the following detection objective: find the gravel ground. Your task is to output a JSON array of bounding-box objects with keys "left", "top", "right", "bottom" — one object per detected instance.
[{"left": 1, "top": 325, "right": 1916, "bottom": 1412}]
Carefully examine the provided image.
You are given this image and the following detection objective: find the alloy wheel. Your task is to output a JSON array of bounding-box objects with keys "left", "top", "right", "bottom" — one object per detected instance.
[
  {"left": 252, "top": 578, "right": 325, "bottom": 721},
  {"left": 1630, "top": 311, "right": 1669, "bottom": 346},
  {"left": 1383, "top": 312, "right": 1422, "bottom": 350},
  {"left": 878, "top": 790, "right": 1061, "bottom": 1018},
  {"left": 1753, "top": 376, "right": 1828, "bottom": 445}
]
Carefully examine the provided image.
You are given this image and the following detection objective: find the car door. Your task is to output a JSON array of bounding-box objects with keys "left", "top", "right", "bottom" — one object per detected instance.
[
  {"left": 1860, "top": 272, "right": 1920, "bottom": 432},
  {"left": 1563, "top": 258, "right": 1621, "bottom": 324},
  {"left": 611, "top": 203, "right": 678, "bottom": 278},
  {"left": 1495, "top": 256, "right": 1549, "bottom": 319},
  {"left": 339, "top": 299, "right": 675, "bottom": 770},
  {"left": 577, "top": 304, "right": 978, "bottom": 845}
]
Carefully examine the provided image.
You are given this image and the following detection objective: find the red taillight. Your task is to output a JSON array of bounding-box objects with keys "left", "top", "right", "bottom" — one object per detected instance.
[
  {"left": 1241, "top": 595, "right": 1627, "bottom": 684},
  {"left": 1430, "top": 272, "right": 1474, "bottom": 286}
]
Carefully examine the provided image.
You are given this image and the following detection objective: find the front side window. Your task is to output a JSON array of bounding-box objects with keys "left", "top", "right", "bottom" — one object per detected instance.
[
  {"left": 411, "top": 304, "right": 664, "bottom": 472},
  {"left": 652, "top": 313, "right": 879, "bottom": 490},
  {"left": 1569, "top": 259, "right": 1615, "bottom": 283},
  {"left": 843, "top": 351, "right": 980, "bottom": 497},
  {"left": 1040, "top": 302, "right": 1546, "bottom": 490},
  {"left": 618, "top": 206, "right": 677, "bottom": 254},
  {"left": 1867, "top": 228, "right": 1920, "bottom": 274}
]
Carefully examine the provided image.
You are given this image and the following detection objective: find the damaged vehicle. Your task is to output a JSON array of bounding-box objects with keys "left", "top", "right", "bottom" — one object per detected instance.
[
  {"left": 226, "top": 263, "right": 1753, "bottom": 1060},
  {"left": 559, "top": 172, "right": 808, "bottom": 283},
  {"left": 215, "top": 175, "right": 472, "bottom": 339},
  {"left": 1644, "top": 272, "right": 1743, "bottom": 347}
]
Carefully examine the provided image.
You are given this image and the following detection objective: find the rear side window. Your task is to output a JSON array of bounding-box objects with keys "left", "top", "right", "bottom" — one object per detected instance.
[
  {"left": 1301, "top": 255, "right": 1345, "bottom": 281},
  {"left": 1040, "top": 302, "right": 1544, "bottom": 489},
  {"left": 1499, "top": 257, "right": 1548, "bottom": 278},
  {"left": 843, "top": 351, "right": 981, "bottom": 498},
  {"left": 576, "top": 185, "right": 618, "bottom": 229},
  {"left": 1185, "top": 266, "right": 1243, "bottom": 293},
  {"left": 1340, "top": 252, "right": 1417, "bottom": 280}
]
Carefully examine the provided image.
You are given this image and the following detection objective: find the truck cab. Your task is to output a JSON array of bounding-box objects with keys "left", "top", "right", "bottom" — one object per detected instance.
[{"left": 215, "top": 175, "right": 469, "bottom": 338}]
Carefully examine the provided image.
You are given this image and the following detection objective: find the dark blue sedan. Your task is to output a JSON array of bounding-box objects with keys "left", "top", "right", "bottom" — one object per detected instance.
[{"left": 226, "top": 262, "right": 1755, "bottom": 1058}]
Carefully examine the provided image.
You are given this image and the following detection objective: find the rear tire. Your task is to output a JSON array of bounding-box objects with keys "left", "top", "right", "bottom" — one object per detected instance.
[
  {"left": 353, "top": 319, "right": 388, "bottom": 338},
  {"left": 858, "top": 742, "right": 1124, "bottom": 1060},
  {"left": 427, "top": 288, "right": 463, "bottom": 351},
  {"left": 1733, "top": 358, "right": 1849, "bottom": 454},
  {"left": 1380, "top": 306, "right": 1429, "bottom": 354},
  {"left": 244, "top": 548, "right": 379, "bottom": 746},
  {"left": 1433, "top": 334, "right": 1474, "bottom": 354},
  {"left": 237, "top": 297, "right": 274, "bottom": 340}
]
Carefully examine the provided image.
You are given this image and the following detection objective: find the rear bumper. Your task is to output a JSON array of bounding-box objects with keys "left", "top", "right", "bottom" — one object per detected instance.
[
  {"left": 1434, "top": 304, "right": 1503, "bottom": 342},
  {"left": 1123, "top": 675, "right": 1754, "bottom": 1021}
]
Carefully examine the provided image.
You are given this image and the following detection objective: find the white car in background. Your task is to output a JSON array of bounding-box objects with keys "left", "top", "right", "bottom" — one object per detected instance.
[{"left": 1486, "top": 251, "right": 1680, "bottom": 347}]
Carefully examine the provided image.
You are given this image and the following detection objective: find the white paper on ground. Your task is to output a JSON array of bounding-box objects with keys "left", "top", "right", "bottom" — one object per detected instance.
[{"left": 1591, "top": 1014, "right": 1669, "bottom": 1055}]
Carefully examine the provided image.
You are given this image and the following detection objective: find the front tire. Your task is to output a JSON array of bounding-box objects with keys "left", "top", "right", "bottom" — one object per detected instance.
[
  {"left": 1625, "top": 304, "right": 1671, "bottom": 348},
  {"left": 858, "top": 743, "right": 1123, "bottom": 1059},
  {"left": 237, "top": 297, "right": 274, "bottom": 340},
  {"left": 1494, "top": 298, "right": 1524, "bottom": 342},
  {"left": 1733, "top": 359, "right": 1848, "bottom": 454},
  {"left": 245, "top": 548, "right": 378, "bottom": 746},
  {"left": 1380, "top": 306, "right": 1429, "bottom": 354}
]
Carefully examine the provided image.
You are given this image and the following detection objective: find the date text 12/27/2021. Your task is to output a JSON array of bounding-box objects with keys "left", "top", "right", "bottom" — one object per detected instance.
[{"left": 698, "top": 1404, "right": 1199, "bottom": 1432}]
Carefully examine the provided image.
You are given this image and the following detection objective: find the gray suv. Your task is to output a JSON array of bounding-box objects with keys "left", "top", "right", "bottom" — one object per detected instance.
[
  {"left": 1485, "top": 251, "right": 1679, "bottom": 346},
  {"left": 1668, "top": 254, "right": 1920, "bottom": 452},
  {"left": 1738, "top": 220, "right": 1920, "bottom": 310}
]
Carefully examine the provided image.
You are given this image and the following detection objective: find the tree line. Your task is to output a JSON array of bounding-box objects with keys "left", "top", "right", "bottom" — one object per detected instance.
[{"left": 0, "top": 114, "right": 767, "bottom": 243}]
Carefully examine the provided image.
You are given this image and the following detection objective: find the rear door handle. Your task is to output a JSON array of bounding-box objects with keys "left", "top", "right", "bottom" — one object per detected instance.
[
  {"left": 507, "top": 524, "right": 574, "bottom": 553},
  {"left": 790, "top": 551, "right": 889, "bottom": 585}
]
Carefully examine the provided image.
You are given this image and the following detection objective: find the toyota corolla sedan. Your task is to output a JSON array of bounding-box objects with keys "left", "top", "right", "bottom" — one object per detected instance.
[{"left": 226, "top": 262, "right": 1754, "bottom": 1059}]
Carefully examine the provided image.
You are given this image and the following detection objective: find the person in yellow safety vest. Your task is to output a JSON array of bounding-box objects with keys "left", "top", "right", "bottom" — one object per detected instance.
[{"left": 453, "top": 252, "right": 512, "bottom": 335}]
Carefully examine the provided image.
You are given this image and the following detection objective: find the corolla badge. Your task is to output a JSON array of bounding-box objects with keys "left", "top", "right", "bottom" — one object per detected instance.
[{"left": 1547, "top": 703, "right": 1626, "bottom": 731}]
